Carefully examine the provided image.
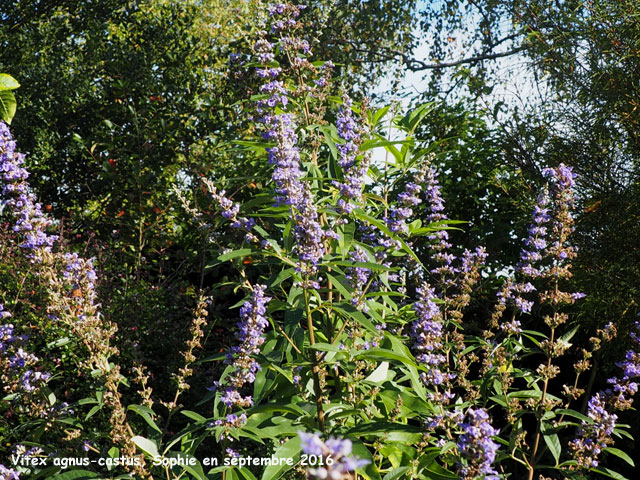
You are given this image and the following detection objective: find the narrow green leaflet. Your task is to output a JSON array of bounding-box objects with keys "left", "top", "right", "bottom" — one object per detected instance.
[
  {"left": 127, "top": 404, "right": 162, "bottom": 433},
  {"left": 216, "top": 248, "right": 254, "bottom": 262},
  {"left": 132, "top": 435, "right": 160, "bottom": 457},
  {"left": 352, "top": 440, "right": 382, "bottom": 480},
  {"left": 260, "top": 435, "right": 301, "bottom": 480},
  {"left": 603, "top": 447, "right": 635, "bottom": 467}
]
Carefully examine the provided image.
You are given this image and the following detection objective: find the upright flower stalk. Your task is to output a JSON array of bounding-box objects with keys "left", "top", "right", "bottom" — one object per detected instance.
[
  {"left": 254, "top": 5, "right": 334, "bottom": 277},
  {"left": 213, "top": 285, "right": 271, "bottom": 441},
  {"left": 334, "top": 94, "right": 369, "bottom": 214},
  {"left": 220, "top": 284, "right": 271, "bottom": 409},
  {"left": 0, "top": 121, "right": 144, "bottom": 474},
  {"left": 1, "top": 121, "right": 57, "bottom": 257},
  {"left": 570, "top": 321, "right": 640, "bottom": 469},
  {"left": 456, "top": 408, "right": 500, "bottom": 480}
]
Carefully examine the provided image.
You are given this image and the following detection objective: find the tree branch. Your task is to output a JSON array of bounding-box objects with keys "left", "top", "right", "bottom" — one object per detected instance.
[{"left": 337, "top": 33, "right": 527, "bottom": 72}]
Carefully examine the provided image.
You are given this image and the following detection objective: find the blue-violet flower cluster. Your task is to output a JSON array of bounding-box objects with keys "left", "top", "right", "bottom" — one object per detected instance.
[
  {"left": 219, "top": 285, "right": 271, "bottom": 408},
  {"left": 298, "top": 431, "right": 370, "bottom": 479},
  {"left": 0, "top": 121, "right": 57, "bottom": 255},
  {"left": 456, "top": 408, "right": 500, "bottom": 480},
  {"left": 333, "top": 95, "right": 368, "bottom": 214}
]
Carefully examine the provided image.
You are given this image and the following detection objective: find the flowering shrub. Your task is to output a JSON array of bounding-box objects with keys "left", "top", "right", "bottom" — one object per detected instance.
[{"left": 0, "top": 2, "right": 638, "bottom": 480}]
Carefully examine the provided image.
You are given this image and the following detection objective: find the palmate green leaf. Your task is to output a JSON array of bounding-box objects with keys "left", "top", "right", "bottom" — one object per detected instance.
[
  {"left": 386, "top": 333, "right": 427, "bottom": 402},
  {"left": 163, "top": 423, "right": 207, "bottom": 454},
  {"left": 370, "top": 105, "right": 391, "bottom": 128},
  {"left": 396, "top": 102, "right": 436, "bottom": 135}
]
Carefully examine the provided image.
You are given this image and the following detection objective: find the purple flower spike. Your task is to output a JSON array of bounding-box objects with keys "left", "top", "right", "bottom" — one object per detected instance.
[
  {"left": 386, "top": 176, "right": 423, "bottom": 235},
  {"left": 217, "top": 285, "right": 271, "bottom": 408},
  {"left": 570, "top": 393, "right": 617, "bottom": 468},
  {"left": 254, "top": 12, "right": 334, "bottom": 276},
  {"left": 332, "top": 95, "right": 369, "bottom": 214},
  {"left": 570, "top": 322, "right": 640, "bottom": 468},
  {"left": 410, "top": 284, "right": 453, "bottom": 391},
  {"left": 346, "top": 246, "right": 371, "bottom": 312},
  {"left": 1, "top": 121, "right": 58, "bottom": 256},
  {"left": 456, "top": 408, "right": 500, "bottom": 480}
]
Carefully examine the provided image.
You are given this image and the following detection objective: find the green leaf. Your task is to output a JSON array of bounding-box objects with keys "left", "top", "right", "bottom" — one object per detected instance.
[
  {"left": 356, "top": 348, "right": 418, "bottom": 367},
  {"left": 396, "top": 103, "right": 436, "bottom": 135},
  {"left": 132, "top": 435, "right": 160, "bottom": 457},
  {"left": 48, "top": 471, "right": 101, "bottom": 480},
  {"left": 260, "top": 436, "right": 301, "bottom": 480},
  {"left": 128, "top": 404, "right": 162, "bottom": 433},
  {"left": 308, "top": 342, "right": 343, "bottom": 353},
  {"left": 591, "top": 467, "right": 631, "bottom": 480},
  {"left": 180, "top": 409, "right": 208, "bottom": 423},
  {"left": 47, "top": 337, "right": 71, "bottom": 348},
  {"left": 360, "top": 139, "right": 413, "bottom": 151},
  {"left": 352, "top": 440, "right": 381, "bottom": 480},
  {"left": 383, "top": 467, "right": 411, "bottom": 480},
  {"left": 247, "top": 402, "right": 307, "bottom": 417},
  {"left": 85, "top": 404, "right": 101, "bottom": 420},
  {"left": 556, "top": 408, "right": 590, "bottom": 422},
  {"left": 333, "top": 302, "right": 378, "bottom": 334},
  {"left": 326, "top": 273, "right": 353, "bottom": 300},
  {"left": 237, "top": 467, "right": 259, "bottom": 480},
  {"left": 603, "top": 447, "right": 635, "bottom": 467},
  {"left": 217, "top": 248, "right": 254, "bottom": 262},
  {"left": 347, "top": 421, "right": 423, "bottom": 443},
  {"left": 0, "top": 89, "right": 17, "bottom": 124},
  {"left": 542, "top": 431, "right": 561, "bottom": 465},
  {"left": 364, "top": 361, "right": 390, "bottom": 384},
  {"left": 421, "top": 462, "right": 458, "bottom": 480},
  {"left": 0, "top": 74, "right": 20, "bottom": 90},
  {"left": 352, "top": 209, "right": 424, "bottom": 269},
  {"left": 165, "top": 453, "right": 207, "bottom": 480},
  {"left": 328, "top": 260, "right": 394, "bottom": 271}
]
